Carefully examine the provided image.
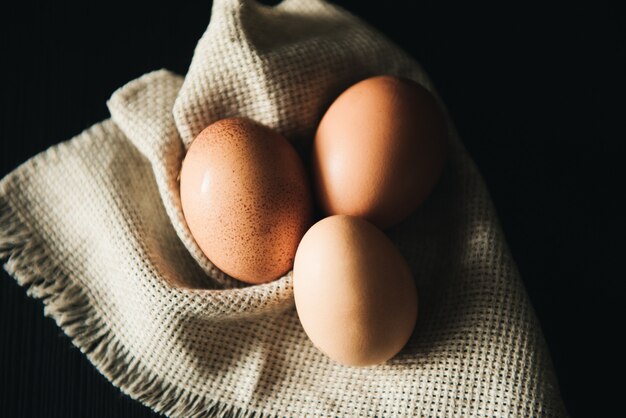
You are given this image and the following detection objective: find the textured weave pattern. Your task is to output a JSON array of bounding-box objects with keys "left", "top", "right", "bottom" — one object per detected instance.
[{"left": 0, "top": 0, "right": 567, "bottom": 416}]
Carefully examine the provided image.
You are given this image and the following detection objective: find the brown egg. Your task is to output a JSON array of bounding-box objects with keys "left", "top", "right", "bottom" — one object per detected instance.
[
  {"left": 293, "top": 215, "right": 418, "bottom": 366},
  {"left": 312, "top": 75, "right": 449, "bottom": 229},
  {"left": 179, "top": 117, "right": 313, "bottom": 284}
]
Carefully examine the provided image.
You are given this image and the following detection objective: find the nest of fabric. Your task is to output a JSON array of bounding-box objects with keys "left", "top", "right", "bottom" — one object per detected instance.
[{"left": 0, "top": 0, "right": 566, "bottom": 416}]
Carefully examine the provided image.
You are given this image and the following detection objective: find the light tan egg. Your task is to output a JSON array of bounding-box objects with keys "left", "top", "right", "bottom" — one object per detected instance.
[
  {"left": 312, "top": 75, "right": 449, "bottom": 229},
  {"left": 180, "top": 117, "right": 313, "bottom": 284},
  {"left": 293, "top": 215, "right": 418, "bottom": 366}
]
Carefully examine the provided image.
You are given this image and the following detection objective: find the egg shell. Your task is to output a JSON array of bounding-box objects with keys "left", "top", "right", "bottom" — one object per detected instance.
[
  {"left": 293, "top": 215, "right": 418, "bottom": 366},
  {"left": 312, "top": 75, "right": 449, "bottom": 229},
  {"left": 179, "top": 117, "right": 313, "bottom": 284}
]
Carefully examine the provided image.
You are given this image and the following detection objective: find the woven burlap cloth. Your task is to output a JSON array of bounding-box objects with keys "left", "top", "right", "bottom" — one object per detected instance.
[{"left": 0, "top": 0, "right": 567, "bottom": 416}]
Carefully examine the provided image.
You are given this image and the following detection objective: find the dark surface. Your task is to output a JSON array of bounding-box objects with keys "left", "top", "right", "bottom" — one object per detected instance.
[{"left": 1, "top": 1, "right": 623, "bottom": 417}]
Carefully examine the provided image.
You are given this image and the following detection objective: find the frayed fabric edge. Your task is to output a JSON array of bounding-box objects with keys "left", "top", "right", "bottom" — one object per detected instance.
[{"left": 0, "top": 176, "right": 275, "bottom": 418}]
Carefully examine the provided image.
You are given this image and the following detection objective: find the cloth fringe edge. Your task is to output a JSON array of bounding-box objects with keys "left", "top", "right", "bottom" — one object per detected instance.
[{"left": 0, "top": 188, "right": 275, "bottom": 418}]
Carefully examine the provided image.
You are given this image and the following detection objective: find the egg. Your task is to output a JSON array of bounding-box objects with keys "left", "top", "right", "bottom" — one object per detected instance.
[
  {"left": 293, "top": 215, "right": 418, "bottom": 366},
  {"left": 179, "top": 117, "right": 313, "bottom": 284},
  {"left": 312, "top": 75, "right": 449, "bottom": 229}
]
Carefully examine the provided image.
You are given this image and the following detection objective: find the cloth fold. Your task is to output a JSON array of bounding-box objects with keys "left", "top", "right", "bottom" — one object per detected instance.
[{"left": 0, "top": 0, "right": 566, "bottom": 416}]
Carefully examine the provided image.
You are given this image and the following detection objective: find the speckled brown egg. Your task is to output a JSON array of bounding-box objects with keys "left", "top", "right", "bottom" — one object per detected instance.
[
  {"left": 312, "top": 75, "right": 449, "bottom": 229},
  {"left": 179, "top": 117, "right": 313, "bottom": 284}
]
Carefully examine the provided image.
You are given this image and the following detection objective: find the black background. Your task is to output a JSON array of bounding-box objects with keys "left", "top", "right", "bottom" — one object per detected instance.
[{"left": 1, "top": 1, "right": 623, "bottom": 416}]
